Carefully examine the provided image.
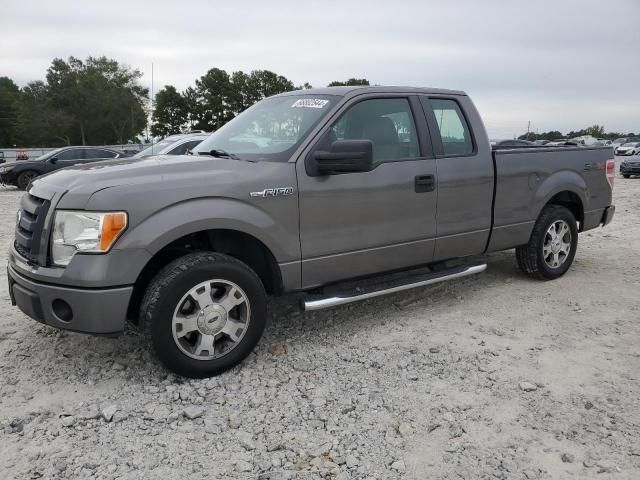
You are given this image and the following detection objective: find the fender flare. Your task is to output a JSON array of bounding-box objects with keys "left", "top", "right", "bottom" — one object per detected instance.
[
  {"left": 532, "top": 170, "right": 587, "bottom": 221},
  {"left": 116, "top": 197, "right": 297, "bottom": 263}
]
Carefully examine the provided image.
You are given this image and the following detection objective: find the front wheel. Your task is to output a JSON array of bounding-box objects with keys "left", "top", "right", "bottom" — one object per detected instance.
[
  {"left": 140, "top": 252, "right": 267, "bottom": 378},
  {"left": 516, "top": 205, "right": 578, "bottom": 280},
  {"left": 623, "top": 174, "right": 630, "bottom": 179},
  {"left": 16, "top": 170, "right": 38, "bottom": 190}
]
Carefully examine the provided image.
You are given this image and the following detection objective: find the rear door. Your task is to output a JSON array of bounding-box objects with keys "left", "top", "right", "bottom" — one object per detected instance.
[
  {"left": 297, "top": 94, "right": 438, "bottom": 288},
  {"left": 419, "top": 96, "right": 494, "bottom": 261}
]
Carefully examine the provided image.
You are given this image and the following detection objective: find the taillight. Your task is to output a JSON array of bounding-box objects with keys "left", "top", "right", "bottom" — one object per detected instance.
[{"left": 606, "top": 159, "right": 615, "bottom": 189}]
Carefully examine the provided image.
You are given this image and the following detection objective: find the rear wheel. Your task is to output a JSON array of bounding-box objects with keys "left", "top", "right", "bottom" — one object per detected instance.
[
  {"left": 16, "top": 170, "right": 38, "bottom": 190},
  {"left": 623, "top": 174, "right": 630, "bottom": 179},
  {"left": 516, "top": 205, "right": 578, "bottom": 280},
  {"left": 140, "top": 252, "right": 267, "bottom": 378}
]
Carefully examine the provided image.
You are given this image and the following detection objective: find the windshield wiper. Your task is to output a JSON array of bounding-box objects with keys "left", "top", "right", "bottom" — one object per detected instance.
[{"left": 198, "top": 149, "right": 240, "bottom": 160}]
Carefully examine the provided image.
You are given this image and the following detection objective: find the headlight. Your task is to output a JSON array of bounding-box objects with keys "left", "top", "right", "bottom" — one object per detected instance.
[
  {"left": 0, "top": 166, "right": 15, "bottom": 174},
  {"left": 51, "top": 210, "right": 127, "bottom": 266}
]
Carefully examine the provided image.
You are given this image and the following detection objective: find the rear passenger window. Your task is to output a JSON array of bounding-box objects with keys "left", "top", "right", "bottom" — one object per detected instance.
[
  {"left": 56, "top": 149, "right": 85, "bottom": 160},
  {"left": 426, "top": 98, "right": 474, "bottom": 156},
  {"left": 86, "top": 149, "right": 117, "bottom": 159}
]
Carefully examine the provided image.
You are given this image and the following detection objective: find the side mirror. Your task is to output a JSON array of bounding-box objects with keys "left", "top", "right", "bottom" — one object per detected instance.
[
  {"left": 309, "top": 139, "right": 373, "bottom": 176},
  {"left": 49, "top": 157, "right": 58, "bottom": 164}
]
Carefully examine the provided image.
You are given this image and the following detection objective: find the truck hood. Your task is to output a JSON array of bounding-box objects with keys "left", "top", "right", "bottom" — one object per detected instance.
[
  {"left": 32, "top": 154, "right": 291, "bottom": 209},
  {"left": 36, "top": 155, "right": 258, "bottom": 192}
]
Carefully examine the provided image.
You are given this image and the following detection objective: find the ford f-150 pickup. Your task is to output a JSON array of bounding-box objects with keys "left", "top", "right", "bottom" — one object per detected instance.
[{"left": 7, "top": 86, "right": 616, "bottom": 377}]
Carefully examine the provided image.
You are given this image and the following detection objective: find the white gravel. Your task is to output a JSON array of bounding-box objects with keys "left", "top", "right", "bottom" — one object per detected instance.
[{"left": 1, "top": 166, "right": 639, "bottom": 479}]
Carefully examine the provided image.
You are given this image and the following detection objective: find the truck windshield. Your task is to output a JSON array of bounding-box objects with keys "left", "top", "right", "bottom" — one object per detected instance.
[{"left": 193, "top": 94, "right": 338, "bottom": 162}]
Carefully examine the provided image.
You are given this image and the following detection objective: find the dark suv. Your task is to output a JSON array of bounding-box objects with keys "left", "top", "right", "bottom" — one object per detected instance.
[{"left": 0, "top": 146, "right": 127, "bottom": 190}]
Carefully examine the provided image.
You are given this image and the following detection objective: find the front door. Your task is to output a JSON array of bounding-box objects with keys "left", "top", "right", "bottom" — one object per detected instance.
[{"left": 297, "top": 95, "right": 438, "bottom": 288}]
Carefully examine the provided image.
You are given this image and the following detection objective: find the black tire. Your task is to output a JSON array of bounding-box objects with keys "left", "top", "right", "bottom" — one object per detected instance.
[
  {"left": 516, "top": 205, "right": 578, "bottom": 280},
  {"left": 623, "top": 174, "right": 630, "bottom": 179},
  {"left": 16, "top": 170, "right": 38, "bottom": 190},
  {"left": 140, "top": 252, "right": 267, "bottom": 378}
]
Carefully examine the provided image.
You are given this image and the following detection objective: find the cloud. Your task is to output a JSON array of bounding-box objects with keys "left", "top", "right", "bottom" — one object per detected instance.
[{"left": 1, "top": 0, "right": 638, "bottom": 137}]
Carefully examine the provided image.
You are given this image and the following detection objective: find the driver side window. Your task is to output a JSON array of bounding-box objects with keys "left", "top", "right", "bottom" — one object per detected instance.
[{"left": 330, "top": 98, "right": 420, "bottom": 165}]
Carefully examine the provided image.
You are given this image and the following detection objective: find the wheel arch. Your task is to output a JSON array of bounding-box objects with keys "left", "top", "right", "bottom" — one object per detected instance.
[
  {"left": 544, "top": 190, "right": 584, "bottom": 230},
  {"left": 127, "top": 228, "right": 284, "bottom": 324},
  {"left": 534, "top": 170, "right": 587, "bottom": 230}
]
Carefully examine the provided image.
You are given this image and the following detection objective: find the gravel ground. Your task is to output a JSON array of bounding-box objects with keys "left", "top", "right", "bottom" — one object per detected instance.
[{"left": 0, "top": 164, "right": 638, "bottom": 480}]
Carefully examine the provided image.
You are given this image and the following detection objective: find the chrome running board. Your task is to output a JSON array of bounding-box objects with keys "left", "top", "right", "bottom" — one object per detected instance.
[{"left": 303, "top": 263, "right": 487, "bottom": 311}]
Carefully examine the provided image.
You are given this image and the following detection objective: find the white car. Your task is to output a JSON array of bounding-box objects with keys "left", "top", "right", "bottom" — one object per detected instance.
[
  {"left": 134, "top": 133, "right": 210, "bottom": 158},
  {"left": 615, "top": 142, "right": 640, "bottom": 156}
]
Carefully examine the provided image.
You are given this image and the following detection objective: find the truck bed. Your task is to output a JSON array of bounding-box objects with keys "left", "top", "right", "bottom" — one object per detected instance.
[{"left": 487, "top": 145, "right": 614, "bottom": 252}]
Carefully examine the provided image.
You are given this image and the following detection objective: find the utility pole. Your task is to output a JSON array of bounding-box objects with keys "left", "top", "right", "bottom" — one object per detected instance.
[{"left": 527, "top": 121, "right": 531, "bottom": 140}]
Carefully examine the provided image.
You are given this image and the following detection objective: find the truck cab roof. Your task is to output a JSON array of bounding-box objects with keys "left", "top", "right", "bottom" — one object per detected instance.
[{"left": 274, "top": 85, "right": 467, "bottom": 98}]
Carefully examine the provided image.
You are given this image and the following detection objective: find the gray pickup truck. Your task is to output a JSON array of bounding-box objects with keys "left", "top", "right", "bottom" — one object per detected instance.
[{"left": 7, "top": 86, "right": 615, "bottom": 377}]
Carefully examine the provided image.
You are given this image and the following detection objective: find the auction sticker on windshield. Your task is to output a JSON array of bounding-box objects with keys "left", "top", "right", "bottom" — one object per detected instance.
[{"left": 291, "top": 99, "right": 329, "bottom": 108}]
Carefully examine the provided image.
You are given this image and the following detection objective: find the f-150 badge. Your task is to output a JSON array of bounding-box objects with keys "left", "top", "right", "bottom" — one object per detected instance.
[{"left": 250, "top": 187, "right": 294, "bottom": 198}]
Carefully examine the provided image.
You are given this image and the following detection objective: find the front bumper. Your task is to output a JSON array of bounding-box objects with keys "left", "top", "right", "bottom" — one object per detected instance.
[
  {"left": 7, "top": 264, "right": 132, "bottom": 336},
  {"left": 0, "top": 173, "right": 17, "bottom": 186}
]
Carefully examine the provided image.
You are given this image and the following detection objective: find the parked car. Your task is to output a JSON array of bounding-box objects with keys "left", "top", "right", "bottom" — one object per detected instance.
[
  {"left": 620, "top": 157, "right": 640, "bottom": 178},
  {"left": 546, "top": 139, "right": 578, "bottom": 146},
  {"left": 135, "top": 133, "right": 209, "bottom": 158},
  {"left": 614, "top": 142, "right": 640, "bottom": 156},
  {"left": 534, "top": 140, "right": 550, "bottom": 145},
  {"left": 8, "top": 86, "right": 615, "bottom": 378},
  {"left": 492, "top": 139, "right": 534, "bottom": 148},
  {"left": 0, "top": 146, "right": 127, "bottom": 190},
  {"left": 596, "top": 139, "right": 613, "bottom": 146},
  {"left": 612, "top": 137, "right": 636, "bottom": 151}
]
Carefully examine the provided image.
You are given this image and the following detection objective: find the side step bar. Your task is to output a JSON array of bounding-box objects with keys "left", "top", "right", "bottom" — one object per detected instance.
[{"left": 303, "top": 263, "right": 487, "bottom": 311}]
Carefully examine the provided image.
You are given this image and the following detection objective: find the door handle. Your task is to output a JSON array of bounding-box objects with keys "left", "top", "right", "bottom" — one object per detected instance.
[{"left": 414, "top": 174, "right": 435, "bottom": 193}]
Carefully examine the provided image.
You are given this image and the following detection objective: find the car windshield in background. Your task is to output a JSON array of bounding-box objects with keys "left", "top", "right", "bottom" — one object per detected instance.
[
  {"left": 35, "top": 147, "right": 65, "bottom": 161},
  {"left": 193, "top": 95, "right": 338, "bottom": 162},
  {"left": 134, "top": 140, "right": 175, "bottom": 158},
  {"left": 622, "top": 142, "right": 640, "bottom": 147}
]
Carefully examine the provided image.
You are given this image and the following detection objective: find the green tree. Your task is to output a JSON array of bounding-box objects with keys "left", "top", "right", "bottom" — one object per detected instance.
[
  {"left": 518, "top": 130, "right": 563, "bottom": 141},
  {"left": 585, "top": 125, "right": 605, "bottom": 137},
  {"left": 246, "top": 70, "right": 295, "bottom": 99},
  {"left": 46, "top": 56, "right": 148, "bottom": 144},
  {"left": 194, "top": 68, "right": 235, "bottom": 131},
  {"left": 183, "top": 86, "right": 206, "bottom": 131},
  {"left": 14, "top": 81, "right": 74, "bottom": 147},
  {"left": 151, "top": 85, "right": 188, "bottom": 136},
  {"left": 193, "top": 68, "right": 296, "bottom": 131},
  {"left": 328, "top": 78, "right": 370, "bottom": 87},
  {"left": 229, "top": 69, "right": 295, "bottom": 116},
  {"left": 0, "top": 77, "right": 20, "bottom": 146}
]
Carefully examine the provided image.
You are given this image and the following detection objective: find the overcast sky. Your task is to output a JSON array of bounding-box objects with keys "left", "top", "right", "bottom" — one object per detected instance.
[{"left": 2, "top": 0, "right": 639, "bottom": 138}]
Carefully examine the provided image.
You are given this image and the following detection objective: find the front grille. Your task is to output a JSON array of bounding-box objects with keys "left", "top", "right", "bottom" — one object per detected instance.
[{"left": 14, "top": 193, "right": 50, "bottom": 264}]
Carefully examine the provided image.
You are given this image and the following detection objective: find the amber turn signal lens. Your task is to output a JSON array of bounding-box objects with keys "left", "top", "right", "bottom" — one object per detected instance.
[{"left": 99, "top": 212, "right": 127, "bottom": 251}]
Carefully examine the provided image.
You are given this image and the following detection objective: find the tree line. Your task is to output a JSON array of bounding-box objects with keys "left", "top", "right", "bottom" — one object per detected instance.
[
  {"left": 518, "top": 125, "right": 638, "bottom": 141},
  {"left": 150, "top": 75, "right": 369, "bottom": 136},
  {"left": 0, "top": 57, "right": 148, "bottom": 147},
  {"left": 0, "top": 54, "right": 370, "bottom": 148}
]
